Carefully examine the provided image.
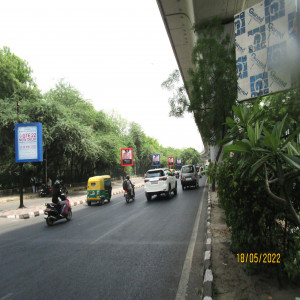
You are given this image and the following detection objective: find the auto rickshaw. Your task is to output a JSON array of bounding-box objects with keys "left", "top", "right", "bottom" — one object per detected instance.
[{"left": 87, "top": 175, "right": 112, "bottom": 206}]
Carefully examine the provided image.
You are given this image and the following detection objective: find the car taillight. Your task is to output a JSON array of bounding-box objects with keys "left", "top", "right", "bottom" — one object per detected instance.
[
  {"left": 144, "top": 179, "right": 149, "bottom": 183},
  {"left": 194, "top": 174, "right": 197, "bottom": 179},
  {"left": 159, "top": 177, "right": 167, "bottom": 181},
  {"left": 181, "top": 175, "right": 182, "bottom": 180}
]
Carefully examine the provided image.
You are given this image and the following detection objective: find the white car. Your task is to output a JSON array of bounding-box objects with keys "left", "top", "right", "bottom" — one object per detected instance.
[{"left": 144, "top": 168, "right": 177, "bottom": 201}]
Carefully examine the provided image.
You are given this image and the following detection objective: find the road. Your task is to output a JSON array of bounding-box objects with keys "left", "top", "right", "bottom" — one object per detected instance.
[{"left": 0, "top": 177, "right": 208, "bottom": 300}]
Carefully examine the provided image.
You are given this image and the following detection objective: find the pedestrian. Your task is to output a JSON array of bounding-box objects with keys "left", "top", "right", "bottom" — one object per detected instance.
[
  {"left": 47, "top": 177, "right": 52, "bottom": 188},
  {"left": 34, "top": 176, "right": 38, "bottom": 192},
  {"left": 30, "top": 177, "right": 35, "bottom": 193}
]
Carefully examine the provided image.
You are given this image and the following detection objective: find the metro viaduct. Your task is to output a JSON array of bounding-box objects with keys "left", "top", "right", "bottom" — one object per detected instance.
[{"left": 156, "top": 0, "right": 262, "bottom": 159}]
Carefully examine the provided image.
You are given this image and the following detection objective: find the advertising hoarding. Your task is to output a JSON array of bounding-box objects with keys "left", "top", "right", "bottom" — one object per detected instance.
[
  {"left": 176, "top": 158, "right": 182, "bottom": 166},
  {"left": 152, "top": 154, "right": 160, "bottom": 167},
  {"left": 168, "top": 157, "right": 174, "bottom": 166},
  {"left": 235, "top": 0, "right": 299, "bottom": 101},
  {"left": 121, "top": 148, "right": 133, "bottom": 166},
  {"left": 15, "top": 123, "right": 43, "bottom": 163}
]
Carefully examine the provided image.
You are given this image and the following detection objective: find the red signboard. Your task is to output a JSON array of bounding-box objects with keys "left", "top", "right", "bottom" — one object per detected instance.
[
  {"left": 121, "top": 148, "right": 133, "bottom": 166},
  {"left": 168, "top": 157, "right": 174, "bottom": 166}
]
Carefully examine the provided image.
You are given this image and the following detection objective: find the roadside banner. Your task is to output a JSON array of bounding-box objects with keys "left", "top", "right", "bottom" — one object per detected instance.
[
  {"left": 121, "top": 148, "right": 133, "bottom": 167},
  {"left": 15, "top": 123, "right": 43, "bottom": 163},
  {"left": 235, "top": 0, "right": 299, "bottom": 101},
  {"left": 152, "top": 154, "right": 160, "bottom": 167},
  {"left": 176, "top": 158, "right": 182, "bottom": 166},
  {"left": 168, "top": 157, "right": 174, "bottom": 166}
]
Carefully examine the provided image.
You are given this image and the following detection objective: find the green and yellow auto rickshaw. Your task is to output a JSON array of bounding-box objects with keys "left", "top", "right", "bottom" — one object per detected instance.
[{"left": 87, "top": 175, "right": 112, "bottom": 206}]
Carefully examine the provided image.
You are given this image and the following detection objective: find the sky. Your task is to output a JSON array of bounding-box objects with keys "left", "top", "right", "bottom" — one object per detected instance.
[{"left": 0, "top": 0, "right": 204, "bottom": 153}]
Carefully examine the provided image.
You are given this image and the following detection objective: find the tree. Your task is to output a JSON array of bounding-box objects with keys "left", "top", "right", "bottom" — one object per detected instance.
[
  {"left": 223, "top": 103, "right": 300, "bottom": 227},
  {"left": 0, "top": 46, "right": 38, "bottom": 100},
  {"left": 162, "top": 17, "right": 237, "bottom": 151},
  {"left": 181, "top": 148, "right": 202, "bottom": 165}
]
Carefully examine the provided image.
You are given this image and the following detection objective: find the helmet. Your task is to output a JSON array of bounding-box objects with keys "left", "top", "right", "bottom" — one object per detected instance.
[
  {"left": 126, "top": 175, "right": 130, "bottom": 180},
  {"left": 54, "top": 180, "right": 60, "bottom": 186},
  {"left": 61, "top": 194, "right": 66, "bottom": 200}
]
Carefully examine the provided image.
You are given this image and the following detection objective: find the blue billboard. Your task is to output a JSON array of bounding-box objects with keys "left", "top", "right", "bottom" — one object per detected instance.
[{"left": 15, "top": 123, "right": 43, "bottom": 163}]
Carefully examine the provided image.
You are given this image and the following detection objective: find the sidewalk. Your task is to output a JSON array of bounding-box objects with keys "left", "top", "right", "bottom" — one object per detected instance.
[{"left": 0, "top": 177, "right": 145, "bottom": 220}]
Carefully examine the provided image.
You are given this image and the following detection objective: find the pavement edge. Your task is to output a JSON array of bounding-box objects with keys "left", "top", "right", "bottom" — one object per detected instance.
[{"left": 202, "top": 186, "right": 213, "bottom": 300}]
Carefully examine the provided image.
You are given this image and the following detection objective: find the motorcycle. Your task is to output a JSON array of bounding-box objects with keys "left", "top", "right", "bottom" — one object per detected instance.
[
  {"left": 44, "top": 199, "right": 72, "bottom": 226},
  {"left": 124, "top": 185, "right": 135, "bottom": 203},
  {"left": 40, "top": 184, "right": 52, "bottom": 197}
]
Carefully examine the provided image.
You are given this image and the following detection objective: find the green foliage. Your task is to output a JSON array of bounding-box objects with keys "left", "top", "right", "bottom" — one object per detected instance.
[
  {"left": 218, "top": 94, "right": 300, "bottom": 281},
  {"left": 162, "top": 17, "right": 237, "bottom": 146},
  {"left": 181, "top": 148, "right": 202, "bottom": 165},
  {"left": 0, "top": 49, "right": 203, "bottom": 187},
  {"left": 0, "top": 46, "right": 38, "bottom": 100}
]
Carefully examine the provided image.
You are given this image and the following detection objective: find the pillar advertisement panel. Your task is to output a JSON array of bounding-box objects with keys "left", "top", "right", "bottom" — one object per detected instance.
[
  {"left": 15, "top": 123, "right": 43, "bottom": 163},
  {"left": 121, "top": 148, "right": 133, "bottom": 166},
  {"left": 152, "top": 154, "right": 160, "bottom": 167},
  {"left": 168, "top": 157, "right": 174, "bottom": 166},
  {"left": 235, "top": 0, "right": 299, "bottom": 101}
]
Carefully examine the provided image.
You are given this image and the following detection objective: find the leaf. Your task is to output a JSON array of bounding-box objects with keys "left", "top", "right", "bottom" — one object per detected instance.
[
  {"left": 226, "top": 116, "right": 236, "bottom": 128},
  {"left": 247, "top": 125, "right": 255, "bottom": 146},
  {"left": 272, "top": 114, "right": 287, "bottom": 141},
  {"left": 251, "top": 147, "right": 271, "bottom": 153},
  {"left": 250, "top": 154, "right": 272, "bottom": 175},
  {"left": 232, "top": 105, "right": 243, "bottom": 123},
  {"left": 263, "top": 127, "right": 278, "bottom": 151},
  {"left": 223, "top": 142, "right": 251, "bottom": 153},
  {"left": 286, "top": 142, "right": 300, "bottom": 156},
  {"left": 282, "top": 127, "right": 300, "bottom": 148},
  {"left": 281, "top": 153, "right": 300, "bottom": 170}
]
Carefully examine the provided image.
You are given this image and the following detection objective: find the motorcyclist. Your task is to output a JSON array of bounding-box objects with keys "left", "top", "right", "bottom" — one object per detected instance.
[
  {"left": 52, "top": 180, "right": 61, "bottom": 204},
  {"left": 59, "top": 194, "right": 68, "bottom": 216},
  {"left": 52, "top": 179, "right": 65, "bottom": 217},
  {"left": 123, "top": 175, "right": 135, "bottom": 197}
]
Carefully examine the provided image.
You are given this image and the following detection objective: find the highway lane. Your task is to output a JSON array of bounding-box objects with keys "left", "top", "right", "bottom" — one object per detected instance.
[{"left": 0, "top": 177, "right": 208, "bottom": 300}]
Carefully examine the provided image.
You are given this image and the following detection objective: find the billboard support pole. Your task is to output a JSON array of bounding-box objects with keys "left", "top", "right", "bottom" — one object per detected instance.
[{"left": 19, "top": 162, "right": 25, "bottom": 208}]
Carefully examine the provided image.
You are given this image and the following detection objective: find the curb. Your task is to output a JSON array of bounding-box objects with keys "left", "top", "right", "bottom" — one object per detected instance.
[
  {"left": 0, "top": 184, "right": 144, "bottom": 219},
  {"left": 202, "top": 189, "right": 213, "bottom": 300}
]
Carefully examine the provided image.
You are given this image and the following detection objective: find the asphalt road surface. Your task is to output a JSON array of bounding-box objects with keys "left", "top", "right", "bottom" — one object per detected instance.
[{"left": 0, "top": 177, "right": 208, "bottom": 300}]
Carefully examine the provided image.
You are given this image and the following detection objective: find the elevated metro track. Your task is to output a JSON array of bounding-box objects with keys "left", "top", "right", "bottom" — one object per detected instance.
[
  {"left": 157, "top": 0, "right": 262, "bottom": 85},
  {"left": 156, "top": 0, "right": 263, "bottom": 157}
]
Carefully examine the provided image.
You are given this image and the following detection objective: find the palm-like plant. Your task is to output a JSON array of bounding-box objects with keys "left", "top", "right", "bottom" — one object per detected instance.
[{"left": 223, "top": 104, "right": 300, "bottom": 227}]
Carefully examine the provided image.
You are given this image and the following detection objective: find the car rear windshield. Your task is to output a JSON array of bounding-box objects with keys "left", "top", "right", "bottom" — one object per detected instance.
[
  {"left": 182, "top": 166, "right": 194, "bottom": 173},
  {"left": 146, "top": 170, "right": 164, "bottom": 178}
]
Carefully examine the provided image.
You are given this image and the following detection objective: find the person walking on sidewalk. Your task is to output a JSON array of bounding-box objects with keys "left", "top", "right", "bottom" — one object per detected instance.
[{"left": 30, "top": 177, "right": 36, "bottom": 193}]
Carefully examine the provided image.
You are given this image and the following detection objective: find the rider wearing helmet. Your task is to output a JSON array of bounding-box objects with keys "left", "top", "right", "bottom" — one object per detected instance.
[
  {"left": 52, "top": 179, "right": 67, "bottom": 216},
  {"left": 123, "top": 175, "right": 135, "bottom": 197},
  {"left": 52, "top": 180, "right": 61, "bottom": 204}
]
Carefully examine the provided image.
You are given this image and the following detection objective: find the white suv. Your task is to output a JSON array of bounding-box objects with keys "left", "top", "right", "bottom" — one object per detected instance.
[{"left": 144, "top": 168, "right": 177, "bottom": 201}]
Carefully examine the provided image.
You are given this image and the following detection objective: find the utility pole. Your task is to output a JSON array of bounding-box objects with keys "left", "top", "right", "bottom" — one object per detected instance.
[{"left": 17, "top": 100, "right": 25, "bottom": 208}]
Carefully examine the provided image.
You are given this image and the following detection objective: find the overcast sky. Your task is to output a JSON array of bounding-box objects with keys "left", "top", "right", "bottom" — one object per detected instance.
[{"left": 0, "top": 0, "right": 204, "bottom": 152}]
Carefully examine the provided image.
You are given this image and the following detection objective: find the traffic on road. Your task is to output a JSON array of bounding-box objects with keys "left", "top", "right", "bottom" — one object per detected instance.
[{"left": 0, "top": 176, "right": 208, "bottom": 300}]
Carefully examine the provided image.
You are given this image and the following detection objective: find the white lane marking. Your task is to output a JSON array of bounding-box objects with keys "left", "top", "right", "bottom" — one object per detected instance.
[
  {"left": 0, "top": 293, "right": 13, "bottom": 300},
  {"left": 175, "top": 182, "right": 207, "bottom": 300},
  {"left": 90, "top": 209, "right": 145, "bottom": 244}
]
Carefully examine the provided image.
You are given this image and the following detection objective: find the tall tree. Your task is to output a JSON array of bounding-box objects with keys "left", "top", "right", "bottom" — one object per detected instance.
[{"left": 162, "top": 17, "right": 237, "bottom": 157}]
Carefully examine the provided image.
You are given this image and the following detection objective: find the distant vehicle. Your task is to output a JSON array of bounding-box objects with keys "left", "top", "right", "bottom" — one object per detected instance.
[
  {"left": 40, "top": 184, "right": 52, "bottom": 197},
  {"left": 181, "top": 164, "right": 200, "bottom": 190},
  {"left": 175, "top": 170, "right": 180, "bottom": 179},
  {"left": 86, "top": 175, "right": 112, "bottom": 206},
  {"left": 144, "top": 168, "right": 177, "bottom": 201},
  {"left": 195, "top": 166, "right": 202, "bottom": 178}
]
